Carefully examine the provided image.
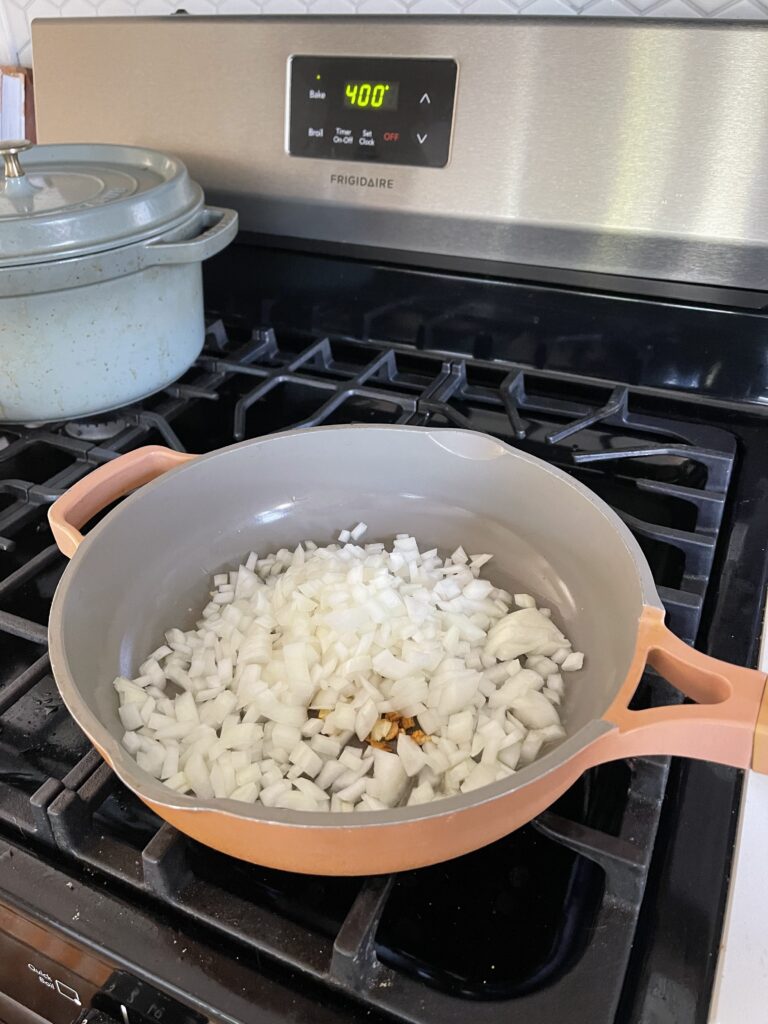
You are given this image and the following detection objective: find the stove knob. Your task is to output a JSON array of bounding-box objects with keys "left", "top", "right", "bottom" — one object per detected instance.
[
  {"left": 76, "top": 1012, "right": 122, "bottom": 1023},
  {"left": 92, "top": 971, "right": 205, "bottom": 1024}
]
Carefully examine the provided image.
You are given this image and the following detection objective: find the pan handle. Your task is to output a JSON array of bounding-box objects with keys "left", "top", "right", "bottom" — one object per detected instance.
[
  {"left": 48, "top": 446, "right": 196, "bottom": 558},
  {"left": 600, "top": 606, "right": 768, "bottom": 773}
]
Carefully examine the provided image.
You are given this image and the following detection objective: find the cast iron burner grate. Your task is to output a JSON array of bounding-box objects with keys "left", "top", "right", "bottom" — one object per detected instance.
[{"left": 0, "top": 320, "right": 738, "bottom": 1024}]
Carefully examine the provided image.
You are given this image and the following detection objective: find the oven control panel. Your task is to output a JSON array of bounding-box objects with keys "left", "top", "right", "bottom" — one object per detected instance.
[
  {"left": 0, "top": 899, "right": 208, "bottom": 1024},
  {"left": 288, "top": 56, "right": 457, "bottom": 168}
]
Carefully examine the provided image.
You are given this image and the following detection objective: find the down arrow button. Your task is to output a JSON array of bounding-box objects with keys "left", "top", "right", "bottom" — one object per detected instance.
[{"left": 416, "top": 132, "right": 428, "bottom": 145}]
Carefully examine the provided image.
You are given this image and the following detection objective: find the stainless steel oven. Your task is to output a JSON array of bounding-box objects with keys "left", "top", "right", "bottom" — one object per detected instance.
[{"left": 0, "top": 14, "right": 765, "bottom": 1024}]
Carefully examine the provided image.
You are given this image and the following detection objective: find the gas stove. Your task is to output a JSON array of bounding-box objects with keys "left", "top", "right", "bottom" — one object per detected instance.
[
  {"left": 1, "top": 247, "right": 766, "bottom": 1023},
  {"left": 3, "top": 13, "right": 767, "bottom": 1024}
]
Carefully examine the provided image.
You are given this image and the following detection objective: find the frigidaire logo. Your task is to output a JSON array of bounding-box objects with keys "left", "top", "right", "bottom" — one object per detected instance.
[{"left": 330, "top": 174, "right": 395, "bottom": 190}]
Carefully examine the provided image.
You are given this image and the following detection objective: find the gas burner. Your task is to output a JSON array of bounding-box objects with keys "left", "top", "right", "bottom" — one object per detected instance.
[{"left": 64, "top": 415, "right": 128, "bottom": 442}]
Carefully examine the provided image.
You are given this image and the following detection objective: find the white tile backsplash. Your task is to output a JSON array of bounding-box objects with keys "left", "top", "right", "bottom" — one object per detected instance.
[{"left": 2, "top": 0, "right": 767, "bottom": 68}]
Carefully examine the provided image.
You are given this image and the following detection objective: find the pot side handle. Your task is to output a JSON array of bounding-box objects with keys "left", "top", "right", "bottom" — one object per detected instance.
[
  {"left": 140, "top": 206, "right": 239, "bottom": 266},
  {"left": 48, "top": 446, "right": 197, "bottom": 558},
  {"left": 600, "top": 606, "right": 768, "bottom": 773}
]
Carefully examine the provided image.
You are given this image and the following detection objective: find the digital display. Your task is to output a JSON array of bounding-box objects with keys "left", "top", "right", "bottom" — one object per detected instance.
[
  {"left": 344, "top": 81, "right": 399, "bottom": 111},
  {"left": 289, "top": 56, "right": 457, "bottom": 168}
]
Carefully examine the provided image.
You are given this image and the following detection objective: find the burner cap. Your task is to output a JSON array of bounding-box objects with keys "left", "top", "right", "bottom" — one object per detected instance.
[{"left": 64, "top": 416, "right": 127, "bottom": 442}]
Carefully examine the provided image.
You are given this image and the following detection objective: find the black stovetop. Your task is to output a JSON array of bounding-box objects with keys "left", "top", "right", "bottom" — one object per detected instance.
[{"left": 0, "top": 243, "right": 766, "bottom": 1024}]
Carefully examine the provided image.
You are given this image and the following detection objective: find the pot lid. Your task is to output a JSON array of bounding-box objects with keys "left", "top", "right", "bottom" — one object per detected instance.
[{"left": 0, "top": 141, "right": 203, "bottom": 266}]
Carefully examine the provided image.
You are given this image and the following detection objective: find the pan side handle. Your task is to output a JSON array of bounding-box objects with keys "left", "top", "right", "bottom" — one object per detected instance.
[
  {"left": 600, "top": 606, "right": 768, "bottom": 773},
  {"left": 48, "top": 446, "right": 197, "bottom": 558}
]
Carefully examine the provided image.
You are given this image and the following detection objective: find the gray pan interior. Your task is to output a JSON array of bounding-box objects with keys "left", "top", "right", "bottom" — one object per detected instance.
[{"left": 49, "top": 426, "right": 660, "bottom": 827}]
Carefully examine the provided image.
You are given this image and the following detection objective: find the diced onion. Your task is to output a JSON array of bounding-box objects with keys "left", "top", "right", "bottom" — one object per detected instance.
[{"left": 115, "top": 529, "right": 584, "bottom": 810}]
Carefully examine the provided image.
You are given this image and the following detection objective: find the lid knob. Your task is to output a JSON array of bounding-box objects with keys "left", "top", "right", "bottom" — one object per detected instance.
[{"left": 0, "top": 140, "right": 32, "bottom": 180}]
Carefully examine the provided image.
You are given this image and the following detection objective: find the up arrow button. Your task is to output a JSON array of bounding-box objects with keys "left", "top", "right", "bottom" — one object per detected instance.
[{"left": 420, "top": 93, "right": 431, "bottom": 105}]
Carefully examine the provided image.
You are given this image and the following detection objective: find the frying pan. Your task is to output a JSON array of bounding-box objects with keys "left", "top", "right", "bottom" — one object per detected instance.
[{"left": 46, "top": 426, "right": 768, "bottom": 875}]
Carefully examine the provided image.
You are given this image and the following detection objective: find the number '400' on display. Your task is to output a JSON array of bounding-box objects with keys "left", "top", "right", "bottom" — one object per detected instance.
[{"left": 344, "top": 81, "right": 400, "bottom": 111}]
